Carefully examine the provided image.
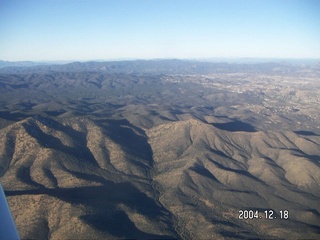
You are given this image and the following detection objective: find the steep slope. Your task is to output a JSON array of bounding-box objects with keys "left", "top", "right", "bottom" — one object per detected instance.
[
  {"left": 147, "top": 119, "right": 320, "bottom": 239},
  {"left": 0, "top": 116, "right": 178, "bottom": 239},
  {"left": 1, "top": 116, "right": 319, "bottom": 239}
]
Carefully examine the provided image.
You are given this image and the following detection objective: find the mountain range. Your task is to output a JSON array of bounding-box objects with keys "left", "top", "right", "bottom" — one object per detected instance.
[{"left": 0, "top": 59, "right": 319, "bottom": 239}]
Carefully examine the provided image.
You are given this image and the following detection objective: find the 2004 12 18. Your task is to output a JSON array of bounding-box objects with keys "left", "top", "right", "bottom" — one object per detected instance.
[{"left": 238, "top": 209, "right": 289, "bottom": 220}]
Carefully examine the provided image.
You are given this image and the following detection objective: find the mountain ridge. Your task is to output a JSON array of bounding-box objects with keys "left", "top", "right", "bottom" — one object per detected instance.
[
  {"left": 1, "top": 59, "right": 319, "bottom": 76},
  {"left": 147, "top": 119, "right": 320, "bottom": 239},
  {"left": 1, "top": 115, "right": 319, "bottom": 239}
]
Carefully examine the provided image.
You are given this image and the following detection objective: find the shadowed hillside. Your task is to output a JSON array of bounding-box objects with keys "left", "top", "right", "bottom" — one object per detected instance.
[{"left": 0, "top": 116, "right": 178, "bottom": 239}]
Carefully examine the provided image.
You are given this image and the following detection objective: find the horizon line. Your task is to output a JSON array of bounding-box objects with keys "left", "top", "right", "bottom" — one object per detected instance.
[{"left": 1, "top": 57, "right": 320, "bottom": 64}]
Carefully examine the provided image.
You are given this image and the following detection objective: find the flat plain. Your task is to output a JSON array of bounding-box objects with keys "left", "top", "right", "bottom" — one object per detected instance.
[{"left": 0, "top": 60, "right": 319, "bottom": 239}]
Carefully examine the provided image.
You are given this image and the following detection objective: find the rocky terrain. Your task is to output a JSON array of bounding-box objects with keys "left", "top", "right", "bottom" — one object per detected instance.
[{"left": 0, "top": 60, "right": 319, "bottom": 239}]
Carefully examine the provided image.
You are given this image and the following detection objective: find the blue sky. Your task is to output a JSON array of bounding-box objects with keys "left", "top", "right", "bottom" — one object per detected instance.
[{"left": 0, "top": 0, "right": 319, "bottom": 61}]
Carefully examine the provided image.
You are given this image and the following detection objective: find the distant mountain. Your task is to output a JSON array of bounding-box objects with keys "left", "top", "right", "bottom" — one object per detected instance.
[
  {"left": 1, "top": 59, "right": 319, "bottom": 75},
  {"left": 0, "top": 60, "right": 40, "bottom": 69},
  {"left": 0, "top": 60, "right": 77, "bottom": 69}
]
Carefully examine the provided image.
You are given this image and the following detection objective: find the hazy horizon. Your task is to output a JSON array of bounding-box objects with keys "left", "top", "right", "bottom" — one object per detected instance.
[
  {"left": 1, "top": 0, "right": 320, "bottom": 61},
  {"left": 1, "top": 57, "right": 320, "bottom": 67}
]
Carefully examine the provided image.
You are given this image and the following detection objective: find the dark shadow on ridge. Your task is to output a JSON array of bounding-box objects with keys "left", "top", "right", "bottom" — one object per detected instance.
[
  {"left": 189, "top": 164, "right": 221, "bottom": 183},
  {"left": 5, "top": 182, "right": 167, "bottom": 221},
  {"left": 16, "top": 166, "right": 45, "bottom": 188},
  {"left": 44, "top": 110, "right": 67, "bottom": 117},
  {"left": 212, "top": 120, "right": 256, "bottom": 132},
  {"left": 95, "top": 118, "right": 154, "bottom": 166},
  {"left": 5, "top": 180, "right": 178, "bottom": 239},
  {"left": 207, "top": 157, "right": 267, "bottom": 185},
  {"left": 22, "top": 116, "right": 100, "bottom": 167},
  {"left": 81, "top": 211, "right": 175, "bottom": 239},
  {"left": 0, "top": 111, "right": 29, "bottom": 121},
  {"left": 294, "top": 130, "right": 319, "bottom": 136}
]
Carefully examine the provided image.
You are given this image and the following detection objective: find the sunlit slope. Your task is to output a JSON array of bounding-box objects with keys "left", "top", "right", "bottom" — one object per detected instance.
[
  {"left": 1, "top": 116, "right": 319, "bottom": 239},
  {"left": 0, "top": 116, "right": 177, "bottom": 239},
  {"left": 147, "top": 119, "right": 320, "bottom": 239}
]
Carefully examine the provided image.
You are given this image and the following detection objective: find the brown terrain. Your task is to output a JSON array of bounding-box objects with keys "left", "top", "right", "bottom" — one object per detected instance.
[{"left": 0, "top": 60, "right": 319, "bottom": 239}]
